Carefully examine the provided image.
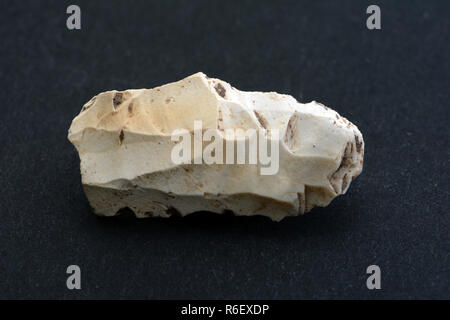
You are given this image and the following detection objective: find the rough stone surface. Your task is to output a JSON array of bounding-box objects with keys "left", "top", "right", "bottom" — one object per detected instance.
[{"left": 68, "top": 72, "right": 364, "bottom": 221}]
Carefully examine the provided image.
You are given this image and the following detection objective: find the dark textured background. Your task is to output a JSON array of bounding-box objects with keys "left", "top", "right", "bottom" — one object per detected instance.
[{"left": 0, "top": 0, "right": 449, "bottom": 299}]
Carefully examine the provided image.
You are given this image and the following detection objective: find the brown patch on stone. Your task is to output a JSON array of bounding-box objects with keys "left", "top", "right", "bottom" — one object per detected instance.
[
  {"left": 214, "top": 83, "right": 226, "bottom": 98},
  {"left": 113, "top": 92, "right": 124, "bottom": 110},
  {"left": 254, "top": 111, "right": 268, "bottom": 129},
  {"left": 119, "top": 130, "right": 124, "bottom": 144},
  {"left": 128, "top": 103, "right": 133, "bottom": 115},
  {"left": 217, "top": 107, "right": 224, "bottom": 131},
  {"left": 355, "top": 134, "right": 362, "bottom": 153},
  {"left": 284, "top": 112, "right": 298, "bottom": 147},
  {"left": 167, "top": 192, "right": 176, "bottom": 199}
]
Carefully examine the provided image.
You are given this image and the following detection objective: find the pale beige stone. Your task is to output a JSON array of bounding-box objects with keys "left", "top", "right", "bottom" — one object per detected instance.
[{"left": 68, "top": 72, "right": 364, "bottom": 221}]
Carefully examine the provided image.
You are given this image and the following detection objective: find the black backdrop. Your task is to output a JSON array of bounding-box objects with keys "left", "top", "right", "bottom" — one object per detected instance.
[{"left": 1, "top": 0, "right": 449, "bottom": 299}]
